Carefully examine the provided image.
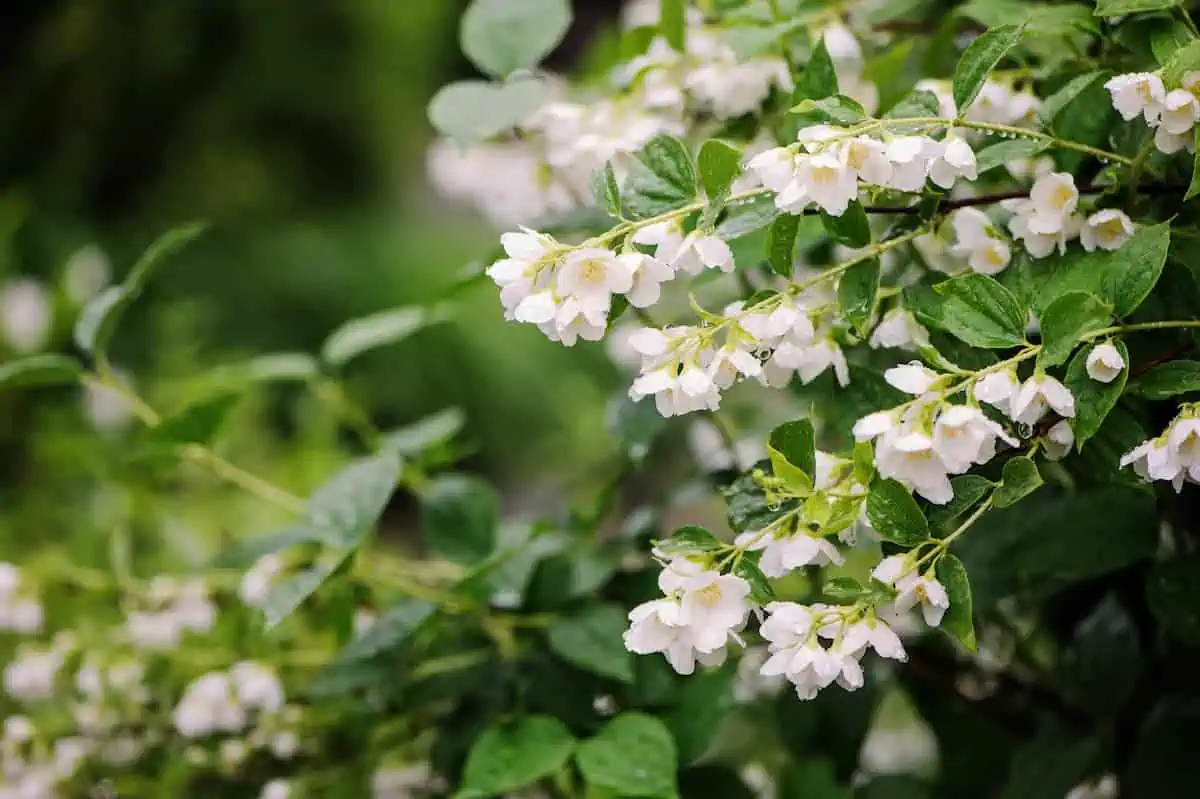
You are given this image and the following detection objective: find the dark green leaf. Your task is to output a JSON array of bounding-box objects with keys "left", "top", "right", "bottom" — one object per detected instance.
[
  {"left": 577, "top": 713, "right": 678, "bottom": 799},
  {"left": 125, "top": 223, "right": 205, "bottom": 289},
  {"left": 953, "top": 25, "right": 1025, "bottom": 112},
  {"left": 800, "top": 37, "right": 839, "bottom": 100},
  {"left": 974, "top": 139, "right": 1049, "bottom": 173},
  {"left": 1060, "top": 594, "right": 1141, "bottom": 716},
  {"left": 460, "top": 0, "right": 572, "bottom": 77},
  {"left": 866, "top": 478, "right": 931, "bottom": 546},
  {"left": 547, "top": 603, "right": 633, "bottom": 683},
  {"left": 769, "top": 419, "right": 816, "bottom": 485},
  {"left": 263, "top": 554, "right": 348, "bottom": 630},
  {"left": 993, "top": 457, "right": 1042, "bottom": 508},
  {"left": 1001, "top": 729, "right": 1100, "bottom": 799},
  {"left": 1036, "top": 291, "right": 1112, "bottom": 366},
  {"left": 670, "top": 671, "right": 738, "bottom": 768},
  {"left": 421, "top": 474, "right": 498, "bottom": 565},
  {"left": 1189, "top": 128, "right": 1200, "bottom": 201},
  {"left": 145, "top": 392, "right": 239, "bottom": 449},
  {"left": 307, "top": 451, "right": 402, "bottom": 549},
  {"left": 427, "top": 78, "right": 550, "bottom": 143},
  {"left": 734, "top": 557, "right": 775, "bottom": 604},
  {"left": 606, "top": 392, "right": 667, "bottom": 464},
  {"left": 1095, "top": 0, "right": 1180, "bottom": 16},
  {"left": 322, "top": 306, "right": 443, "bottom": 368},
  {"left": 821, "top": 201, "right": 871, "bottom": 248},
  {"left": 779, "top": 758, "right": 851, "bottom": 799},
  {"left": 937, "top": 554, "right": 976, "bottom": 650},
  {"left": 698, "top": 139, "right": 742, "bottom": 204},
  {"left": 1147, "top": 554, "right": 1200, "bottom": 645},
  {"left": 837, "top": 257, "right": 880, "bottom": 336},
  {"left": 591, "top": 162, "right": 622, "bottom": 218},
  {"left": 1103, "top": 222, "right": 1171, "bottom": 316},
  {"left": 935, "top": 273, "right": 1027, "bottom": 348},
  {"left": 0, "top": 355, "right": 83, "bottom": 389},
  {"left": 382, "top": 408, "right": 466, "bottom": 457},
  {"left": 929, "top": 475, "right": 994, "bottom": 528},
  {"left": 1065, "top": 340, "right": 1128, "bottom": 448},
  {"left": 623, "top": 136, "right": 698, "bottom": 220},
  {"left": 767, "top": 214, "right": 801, "bottom": 277},
  {"left": 716, "top": 193, "right": 780, "bottom": 239},
  {"left": 459, "top": 716, "right": 576, "bottom": 797},
  {"left": 1134, "top": 359, "right": 1200, "bottom": 399},
  {"left": 1038, "top": 72, "right": 1107, "bottom": 131},
  {"left": 790, "top": 95, "right": 869, "bottom": 126},
  {"left": 334, "top": 599, "right": 435, "bottom": 662},
  {"left": 882, "top": 89, "right": 942, "bottom": 120},
  {"left": 659, "top": 525, "right": 724, "bottom": 556},
  {"left": 724, "top": 467, "right": 795, "bottom": 532}
]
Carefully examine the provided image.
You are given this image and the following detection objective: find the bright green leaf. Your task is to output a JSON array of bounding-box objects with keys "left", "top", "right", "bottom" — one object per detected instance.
[
  {"left": 1036, "top": 291, "right": 1113, "bottom": 366},
  {"left": 421, "top": 474, "right": 498, "bottom": 565},
  {"left": 838, "top": 257, "right": 880, "bottom": 336},
  {"left": 767, "top": 214, "right": 800, "bottom": 278},
  {"left": 658, "top": 524, "right": 723, "bottom": 556},
  {"left": 459, "top": 716, "right": 576, "bottom": 797},
  {"left": 622, "top": 135, "right": 698, "bottom": 220},
  {"left": 698, "top": 139, "right": 742, "bottom": 205},
  {"left": 937, "top": 554, "right": 976, "bottom": 650},
  {"left": 662, "top": 0, "right": 687, "bottom": 50},
  {"left": 145, "top": 392, "right": 240, "bottom": 449},
  {"left": 1133, "top": 359, "right": 1200, "bottom": 399},
  {"left": 953, "top": 25, "right": 1025, "bottom": 112},
  {"left": 211, "top": 527, "right": 324, "bottom": 569},
  {"left": 935, "top": 273, "right": 1028, "bottom": 348},
  {"left": 790, "top": 95, "right": 869, "bottom": 126},
  {"left": 547, "top": 603, "right": 633, "bottom": 683},
  {"left": 1065, "top": 340, "right": 1128, "bottom": 448},
  {"left": 866, "top": 478, "right": 931, "bottom": 546},
  {"left": 460, "top": 0, "right": 572, "bottom": 77},
  {"left": 1095, "top": 0, "right": 1181, "bottom": 16},
  {"left": 800, "top": 37, "right": 839, "bottom": 100},
  {"left": 769, "top": 419, "right": 816, "bottom": 491},
  {"left": 205, "top": 353, "right": 320, "bottom": 387},
  {"left": 577, "top": 713, "right": 678, "bottom": 799},
  {"left": 993, "top": 457, "right": 1043, "bottom": 508},
  {"left": 0, "top": 355, "right": 83, "bottom": 390},
  {"left": 322, "top": 306, "right": 443, "bottom": 368}
]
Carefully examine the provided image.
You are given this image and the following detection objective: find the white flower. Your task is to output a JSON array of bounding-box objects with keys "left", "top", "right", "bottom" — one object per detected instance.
[
  {"left": 710, "top": 341, "right": 762, "bottom": 387},
  {"left": 636, "top": 224, "right": 734, "bottom": 275},
  {"left": 0, "top": 279, "right": 52, "bottom": 354},
  {"left": 773, "top": 337, "right": 850, "bottom": 386},
  {"left": 794, "top": 151, "right": 860, "bottom": 216},
  {"left": 873, "top": 555, "right": 951, "bottom": 626},
  {"left": 1026, "top": 172, "right": 1079, "bottom": 234},
  {"left": 739, "top": 529, "right": 844, "bottom": 578},
  {"left": 974, "top": 369, "right": 1020, "bottom": 414},
  {"left": 870, "top": 308, "right": 927, "bottom": 351},
  {"left": 4, "top": 646, "right": 65, "bottom": 701},
  {"left": 842, "top": 136, "right": 892, "bottom": 186},
  {"left": 1155, "top": 125, "right": 1195, "bottom": 154},
  {"left": 1080, "top": 210, "right": 1135, "bottom": 253},
  {"left": 686, "top": 58, "right": 791, "bottom": 119},
  {"left": 884, "top": 362, "right": 940, "bottom": 395},
  {"left": 624, "top": 598, "right": 727, "bottom": 675},
  {"left": 174, "top": 671, "right": 247, "bottom": 738},
  {"left": 63, "top": 244, "right": 112, "bottom": 304},
  {"left": 1006, "top": 207, "right": 1077, "bottom": 259},
  {"left": 841, "top": 617, "right": 907, "bottom": 662},
  {"left": 261, "top": 779, "right": 291, "bottom": 799},
  {"left": 928, "top": 135, "right": 977, "bottom": 189},
  {"left": 670, "top": 569, "right": 752, "bottom": 652},
  {"left": 950, "top": 208, "right": 994, "bottom": 252},
  {"left": 1104, "top": 72, "right": 1165, "bottom": 122},
  {"left": 885, "top": 137, "right": 934, "bottom": 192},
  {"left": 1044, "top": 420, "right": 1074, "bottom": 461},
  {"left": 875, "top": 430, "right": 954, "bottom": 504},
  {"left": 759, "top": 603, "right": 864, "bottom": 700},
  {"left": 513, "top": 290, "right": 558, "bottom": 324},
  {"left": 1086, "top": 343, "right": 1125, "bottom": 382},
  {"left": 550, "top": 296, "right": 609, "bottom": 346},
  {"left": 1160, "top": 88, "right": 1200, "bottom": 134},
  {"left": 557, "top": 247, "right": 632, "bottom": 309},
  {"left": 239, "top": 554, "right": 284, "bottom": 608},
  {"left": 230, "top": 661, "right": 285, "bottom": 714},
  {"left": 1120, "top": 437, "right": 1184, "bottom": 489},
  {"left": 853, "top": 411, "right": 896, "bottom": 442},
  {"left": 748, "top": 148, "right": 798, "bottom": 193},
  {"left": 820, "top": 22, "right": 863, "bottom": 68},
  {"left": 1168, "top": 416, "right": 1200, "bottom": 474},
  {"left": 933, "top": 404, "right": 1016, "bottom": 472},
  {"left": 623, "top": 252, "right": 676, "bottom": 308},
  {"left": 1011, "top": 374, "right": 1076, "bottom": 425},
  {"left": 1065, "top": 775, "right": 1120, "bottom": 799}
]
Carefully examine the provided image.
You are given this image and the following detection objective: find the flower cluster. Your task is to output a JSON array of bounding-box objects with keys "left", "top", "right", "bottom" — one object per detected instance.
[
  {"left": 123, "top": 576, "right": 217, "bottom": 650},
  {"left": 1106, "top": 70, "right": 1200, "bottom": 154},
  {"left": 1122, "top": 405, "right": 1200, "bottom": 491},
  {"left": 1002, "top": 172, "right": 1135, "bottom": 258},
  {"left": 749, "top": 125, "right": 978, "bottom": 217},
  {"left": 172, "top": 661, "right": 288, "bottom": 739},
  {"left": 0, "top": 563, "right": 43, "bottom": 635},
  {"left": 854, "top": 362, "right": 1020, "bottom": 503},
  {"left": 623, "top": 556, "right": 751, "bottom": 675},
  {"left": 626, "top": 290, "right": 849, "bottom": 417}
]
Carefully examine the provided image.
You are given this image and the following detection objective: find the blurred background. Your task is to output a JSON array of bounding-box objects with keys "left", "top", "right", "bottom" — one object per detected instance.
[{"left": 0, "top": 0, "right": 639, "bottom": 496}]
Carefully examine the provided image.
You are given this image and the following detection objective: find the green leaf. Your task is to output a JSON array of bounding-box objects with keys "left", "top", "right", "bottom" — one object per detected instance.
[
  {"left": 937, "top": 554, "right": 976, "bottom": 650},
  {"left": 145, "top": 392, "right": 240, "bottom": 449},
  {"left": 866, "top": 478, "right": 931, "bottom": 547},
  {"left": 929, "top": 475, "right": 994, "bottom": 528},
  {"left": 953, "top": 25, "right": 1025, "bottom": 112},
  {"left": 769, "top": 419, "right": 816, "bottom": 492},
  {"left": 724, "top": 468, "right": 795, "bottom": 533},
  {"left": 716, "top": 194, "right": 780, "bottom": 239},
  {"left": 1060, "top": 594, "right": 1141, "bottom": 716},
  {"left": 306, "top": 451, "right": 402, "bottom": 549},
  {"left": 790, "top": 95, "right": 869, "bottom": 126},
  {"left": 622, "top": 135, "right": 698, "bottom": 220},
  {"left": 1188, "top": 128, "right": 1200, "bottom": 201},
  {"left": 883, "top": 88, "right": 942, "bottom": 120},
  {"left": 837, "top": 257, "right": 880, "bottom": 336},
  {"left": 460, "top": 0, "right": 572, "bottom": 77},
  {"left": 800, "top": 37, "right": 839, "bottom": 100},
  {"left": 1147, "top": 554, "right": 1200, "bottom": 645},
  {"left": 0, "top": 355, "right": 83, "bottom": 390},
  {"left": 211, "top": 527, "right": 323, "bottom": 569},
  {"left": 591, "top": 162, "right": 622, "bottom": 218},
  {"left": 734, "top": 556, "right": 775, "bottom": 604},
  {"left": 658, "top": 524, "right": 723, "bottom": 556},
  {"left": 1133, "top": 359, "right": 1200, "bottom": 399},
  {"left": 263, "top": 554, "right": 348, "bottom": 630},
  {"left": 205, "top": 353, "right": 320, "bottom": 387},
  {"left": 428, "top": 78, "right": 550, "bottom": 144},
  {"left": 458, "top": 716, "right": 576, "bottom": 798},
  {"left": 606, "top": 392, "right": 667, "bottom": 464},
  {"left": 74, "top": 285, "right": 134, "bottom": 359},
  {"left": 421, "top": 474, "right": 498, "bottom": 565},
  {"left": 1038, "top": 72, "right": 1107, "bottom": 132},
  {"left": 993, "top": 457, "right": 1042, "bottom": 508},
  {"left": 974, "top": 139, "right": 1048, "bottom": 173},
  {"left": 1033, "top": 222, "right": 1170, "bottom": 317},
  {"left": 577, "top": 713, "right": 678, "bottom": 799},
  {"left": 1164, "top": 39, "right": 1200, "bottom": 85},
  {"left": 382, "top": 408, "right": 466, "bottom": 457},
  {"left": 332, "top": 599, "right": 435, "bottom": 663},
  {"left": 935, "top": 273, "right": 1028, "bottom": 348},
  {"left": 1044, "top": 71, "right": 1117, "bottom": 172},
  {"left": 1095, "top": 0, "right": 1181, "bottom": 16},
  {"left": 767, "top": 214, "right": 800, "bottom": 278},
  {"left": 1036, "top": 291, "right": 1112, "bottom": 366},
  {"left": 662, "top": 0, "right": 687, "bottom": 51},
  {"left": 1001, "top": 729, "right": 1100, "bottom": 799},
  {"left": 780, "top": 759, "right": 851, "bottom": 799},
  {"left": 322, "top": 306, "right": 442, "bottom": 368},
  {"left": 547, "top": 603, "right": 633, "bottom": 683},
  {"left": 668, "top": 665, "right": 737, "bottom": 764},
  {"left": 698, "top": 139, "right": 742, "bottom": 209},
  {"left": 1065, "top": 340, "right": 1128, "bottom": 448},
  {"left": 124, "top": 223, "right": 205, "bottom": 289},
  {"left": 821, "top": 201, "right": 871, "bottom": 248}
]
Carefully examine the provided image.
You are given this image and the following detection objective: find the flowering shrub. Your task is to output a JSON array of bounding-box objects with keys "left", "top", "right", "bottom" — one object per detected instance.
[{"left": 7, "top": 0, "right": 1200, "bottom": 797}]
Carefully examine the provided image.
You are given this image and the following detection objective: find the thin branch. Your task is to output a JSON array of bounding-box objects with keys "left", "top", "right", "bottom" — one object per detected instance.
[{"left": 843, "top": 183, "right": 1186, "bottom": 217}]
